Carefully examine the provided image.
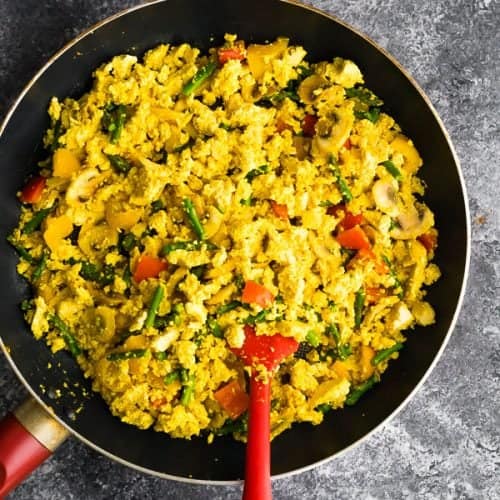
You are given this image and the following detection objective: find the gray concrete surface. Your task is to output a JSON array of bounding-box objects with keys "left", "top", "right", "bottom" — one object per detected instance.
[{"left": 0, "top": 0, "right": 498, "bottom": 498}]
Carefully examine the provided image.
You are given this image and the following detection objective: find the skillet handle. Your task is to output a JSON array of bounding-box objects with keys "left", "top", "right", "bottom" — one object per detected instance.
[
  {"left": 0, "top": 397, "right": 69, "bottom": 498},
  {"left": 242, "top": 376, "right": 272, "bottom": 500}
]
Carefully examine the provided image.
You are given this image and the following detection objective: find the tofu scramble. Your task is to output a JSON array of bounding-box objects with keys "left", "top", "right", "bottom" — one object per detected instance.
[{"left": 10, "top": 35, "right": 441, "bottom": 441}]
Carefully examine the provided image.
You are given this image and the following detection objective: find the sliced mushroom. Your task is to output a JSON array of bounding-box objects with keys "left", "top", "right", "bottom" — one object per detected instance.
[
  {"left": 391, "top": 204, "right": 434, "bottom": 240},
  {"left": 66, "top": 168, "right": 103, "bottom": 206},
  {"left": 372, "top": 178, "right": 399, "bottom": 216},
  {"left": 298, "top": 74, "right": 327, "bottom": 104},
  {"left": 311, "top": 112, "right": 353, "bottom": 157},
  {"left": 78, "top": 221, "right": 118, "bottom": 258}
]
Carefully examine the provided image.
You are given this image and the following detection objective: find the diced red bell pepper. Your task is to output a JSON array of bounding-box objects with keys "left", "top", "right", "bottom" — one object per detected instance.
[
  {"left": 302, "top": 114, "right": 318, "bottom": 137},
  {"left": 346, "top": 248, "right": 389, "bottom": 275},
  {"left": 327, "top": 204, "right": 364, "bottom": 230},
  {"left": 218, "top": 47, "right": 246, "bottom": 64},
  {"left": 214, "top": 380, "right": 249, "bottom": 420},
  {"left": 241, "top": 280, "right": 274, "bottom": 308},
  {"left": 417, "top": 232, "right": 437, "bottom": 252},
  {"left": 270, "top": 200, "right": 289, "bottom": 220},
  {"left": 344, "top": 138, "right": 352, "bottom": 150},
  {"left": 133, "top": 255, "right": 168, "bottom": 283},
  {"left": 276, "top": 118, "right": 292, "bottom": 133},
  {"left": 366, "top": 287, "right": 384, "bottom": 304},
  {"left": 337, "top": 225, "right": 371, "bottom": 250},
  {"left": 20, "top": 175, "right": 46, "bottom": 204}
]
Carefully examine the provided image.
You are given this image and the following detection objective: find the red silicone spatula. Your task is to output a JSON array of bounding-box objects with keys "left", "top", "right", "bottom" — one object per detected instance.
[{"left": 231, "top": 325, "right": 299, "bottom": 500}]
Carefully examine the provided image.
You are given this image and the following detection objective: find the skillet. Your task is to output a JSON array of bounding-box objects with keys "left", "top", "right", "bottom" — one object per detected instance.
[{"left": 0, "top": 0, "right": 470, "bottom": 494}]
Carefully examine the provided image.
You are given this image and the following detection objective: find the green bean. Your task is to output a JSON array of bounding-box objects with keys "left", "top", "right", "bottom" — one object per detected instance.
[
  {"left": 245, "top": 165, "right": 268, "bottom": 182},
  {"left": 243, "top": 309, "right": 269, "bottom": 325},
  {"left": 51, "top": 314, "right": 82, "bottom": 357},
  {"left": 145, "top": 285, "right": 164, "bottom": 328},
  {"left": 32, "top": 252, "right": 47, "bottom": 281},
  {"left": 372, "top": 342, "right": 404, "bottom": 365},
  {"left": 216, "top": 300, "right": 243, "bottom": 315},
  {"left": 325, "top": 323, "right": 340, "bottom": 342},
  {"left": 382, "top": 255, "right": 404, "bottom": 299},
  {"left": 380, "top": 160, "right": 403, "bottom": 182},
  {"left": 337, "top": 343, "right": 352, "bottom": 360},
  {"left": 239, "top": 196, "right": 255, "bottom": 206},
  {"left": 182, "top": 61, "right": 217, "bottom": 96},
  {"left": 107, "top": 349, "right": 147, "bottom": 361},
  {"left": 345, "top": 375, "right": 378, "bottom": 406},
  {"left": 191, "top": 264, "right": 207, "bottom": 280},
  {"left": 315, "top": 403, "right": 331, "bottom": 414},
  {"left": 23, "top": 207, "right": 52, "bottom": 234},
  {"left": 182, "top": 198, "right": 205, "bottom": 240},
  {"left": 7, "top": 236, "right": 35, "bottom": 263},
  {"left": 207, "top": 317, "right": 223, "bottom": 338},
  {"left": 49, "top": 119, "right": 63, "bottom": 152},
  {"left": 161, "top": 239, "right": 217, "bottom": 255},
  {"left": 216, "top": 413, "right": 248, "bottom": 435},
  {"left": 102, "top": 103, "right": 129, "bottom": 143},
  {"left": 329, "top": 156, "right": 353, "bottom": 203},
  {"left": 180, "top": 370, "right": 195, "bottom": 405},
  {"left": 151, "top": 199, "right": 165, "bottom": 213},
  {"left": 164, "top": 370, "right": 181, "bottom": 384},
  {"left": 154, "top": 351, "right": 168, "bottom": 361},
  {"left": 107, "top": 154, "right": 132, "bottom": 174},
  {"left": 305, "top": 330, "right": 320, "bottom": 347},
  {"left": 354, "top": 289, "right": 365, "bottom": 329}
]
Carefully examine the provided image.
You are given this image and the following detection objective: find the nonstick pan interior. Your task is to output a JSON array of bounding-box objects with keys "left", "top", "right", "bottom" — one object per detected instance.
[{"left": 0, "top": 0, "right": 468, "bottom": 482}]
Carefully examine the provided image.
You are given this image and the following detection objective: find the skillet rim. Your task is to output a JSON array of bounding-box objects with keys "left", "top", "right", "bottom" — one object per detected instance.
[{"left": 0, "top": 0, "right": 471, "bottom": 485}]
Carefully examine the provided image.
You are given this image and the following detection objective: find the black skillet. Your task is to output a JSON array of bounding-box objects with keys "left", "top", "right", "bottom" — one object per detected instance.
[{"left": 0, "top": 0, "right": 469, "bottom": 496}]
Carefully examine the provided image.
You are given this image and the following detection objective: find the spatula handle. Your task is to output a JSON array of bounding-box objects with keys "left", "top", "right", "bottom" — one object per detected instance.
[{"left": 242, "top": 376, "right": 272, "bottom": 500}]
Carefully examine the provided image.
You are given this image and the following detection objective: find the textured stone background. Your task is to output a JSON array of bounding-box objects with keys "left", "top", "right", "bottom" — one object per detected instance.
[{"left": 0, "top": 0, "right": 498, "bottom": 499}]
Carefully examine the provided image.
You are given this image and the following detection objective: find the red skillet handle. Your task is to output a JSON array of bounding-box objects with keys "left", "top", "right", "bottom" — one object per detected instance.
[
  {"left": 242, "top": 376, "right": 272, "bottom": 500},
  {"left": 0, "top": 398, "right": 69, "bottom": 498}
]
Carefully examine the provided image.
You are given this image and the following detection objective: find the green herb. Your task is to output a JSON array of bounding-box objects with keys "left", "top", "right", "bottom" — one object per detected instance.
[
  {"left": 20, "top": 299, "right": 34, "bottom": 312},
  {"left": 380, "top": 160, "right": 402, "bottom": 182},
  {"left": 234, "top": 274, "right": 245, "bottom": 291},
  {"left": 337, "top": 343, "right": 353, "bottom": 360},
  {"left": 219, "top": 123, "right": 235, "bottom": 132},
  {"left": 7, "top": 236, "right": 35, "bottom": 263},
  {"left": 345, "top": 86, "right": 383, "bottom": 107},
  {"left": 355, "top": 108, "right": 381, "bottom": 123},
  {"left": 79, "top": 261, "right": 115, "bottom": 287},
  {"left": 161, "top": 239, "right": 217, "bottom": 255},
  {"left": 182, "top": 198, "right": 205, "bottom": 240},
  {"left": 354, "top": 289, "right": 365, "bottom": 329},
  {"left": 106, "top": 349, "right": 147, "bottom": 361},
  {"left": 154, "top": 351, "right": 168, "bottom": 361},
  {"left": 145, "top": 285, "right": 164, "bottom": 329},
  {"left": 305, "top": 330, "right": 320, "bottom": 347},
  {"left": 207, "top": 317, "right": 224, "bottom": 338},
  {"left": 51, "top": 314, "right": 82, "bottom": 357},
  {"left": 22, "top": 207, "right": 52, "bottom": 235},
  {"left": 239, "top": 196, "right": 255, "bottom": 206},
  {"left": 102, "top": 103, "right": 130, "bottom": 143},
  {"left": 164, "top": 370, "right": 181, "bottom": 384},
  {"left": 216, "top": 413, "right": 249, "bottom": 436},
  {"left": 329, "top": 155, "right": 353, "bottom": 203},
  {"left": 382, "top": 255, "right": 404, "bottom": 299},
  {"left": 245, "top": 164, "right": 269, "bottom": 182},
  {"left": 32, "top": 252, "right": 47, "bottom": 281},
  {"left": 325, "top": 324, "right": 352, "bottom": 360},
  {"left": 372, "top": 342, "right": 404, "bottom": 365},
  {"left": 345, "top": 375, "right": 378, "bottom": 406},
  {"left": 182, "top": 61, "right": 217, "bottom": 96},
  {"left": 118, "top": 233, "right": 139, "bottom": 254},
  {"left": 107, "top": 154, "right": 132, "bottom": 174},
  {"left": 151, "top": 199, "right": 165, "bottom": 213}
]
